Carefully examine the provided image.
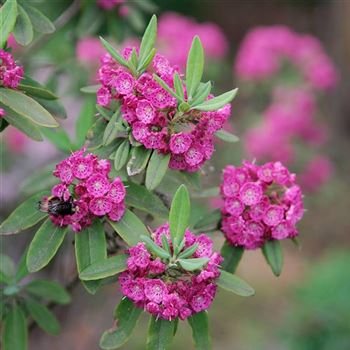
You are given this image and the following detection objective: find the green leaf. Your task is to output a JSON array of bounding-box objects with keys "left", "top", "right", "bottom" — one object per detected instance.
[
  {"left": 191, "top": 88, "right": 238, "bottom": 111},
  {"left": 20, "top": 3, "right": 55, "bottom": 34},
  {"left": 24, "top": 299, "right": 60, "bottom": 336},
  {"left": 0, "top": 0, "right": 18, "bottom": 49},
  {"left": 173, "top": 72, "right": 184, "bottom": 101},
  {"left": 3, "top": 105, "right": 43, "bottom": 141},
  {"left": 0, "top": 88, "right": 59, "bottom": 127},
  {"left": 79, "top": 254, "right": 128, "bottom": 281},
  {"left": 188, "top": 311, "right": 211, "bottom": 350},
  {"left": 25, "top": 279, "right": 70, "bottom": 304},
  {"left": 152, "top": 74, "right": 181, "bottom": 101},
  {"left": 145, "top": 152, "right": 170, "bottom": 191},
  {"left": 20, "top": 164, "right": 58, "bottom": 196},
  {"left": 146, "top": 316, "right": 175, "bottom": 350},
  {"left": 215, "top": 129, "right": 239, "bottom": 143},
  {"left": 34, "top": 97, "right": 67, "bottom": 119},
  {"left": 87, "top": 116, "right": 106, "bottom": 150},
  {"left": 100, "top": 298, "right": 142, "bottom": 349},
  {"left": 178, "top": 257, "right": 209, "bottom": 271},
  {"left": 75, "top": 220, "right": 107, "bottom": 294},
  {"left": 99, "top": 37, "right": 129, "bottom": 68},
  {"left": 114, "top": 139, "right": 130, "bottom": 171},
  {"left": 126, "top": 146, "right": 152, "bottom": 176},
  {"left": 124, "top": 181, "right": 169, "bottom": 219},
  {"left": 26, "top": 218, "right": 68, "bottom": 272},
  {"left": 186, "top": 36, "right": 204, "bottom": 100},
  {"left": 18, "top": 76, "right": 57, "bottom": 100},
  {"left": 138, "top": 15, "right": 157, "bottom": 67},
  {"left": 15, "top": 250, "right": 29, "bottom": 283},
  {"left": 169, "top": 185, "right": 190, "bottom": 246},
  {"left": 0, "top": 191, "right": 49, "bottom": 235},
  {"left": 161, "top": 234, "right": 171, "bottom": 255},
  {"left": 137, "top": 48, "right": 156, "bottom": 74},
  {"left": 13, "top": 5, "right": 33, "bottom": 46},
  {"left": 103, "top": 107, "right": 123, "bottom": 146},
  {"left": 216, "top": 270, "right": 255, "bottom": 296},
  {"left": 75, "top": 97, "right": 95, "bottom": 148},
  {"left": 177, "top": 243, "right": 198, "bottom": 259},
  {"left": 141, "top": 235, "right": 171, "bottom": 259},
  {"left": 262, "top": 239, "right": 283, "bottom": 277},
  {"left": 0, "top": 254, "right": 15, "bottom": 284},
  {"left": 190, "top": 81, "right": 212, "bottom": 106},
  {"left": 40, "top": 127, "right": 72, "bottom": 152},
  {"left": 193, "top": 209, "right": 221, "bottom": 231},
  {"left": 80, "top": 84, "right": 101, "bottom": 94},
  {"left": 220, "top": 241, "right": 244, "bottom": 273},
  {"left": 2, "top": 304, "right": 27, "bottom": 350},
  {"left": 108, "top": 209, "right": 149, "bottom": 246}
]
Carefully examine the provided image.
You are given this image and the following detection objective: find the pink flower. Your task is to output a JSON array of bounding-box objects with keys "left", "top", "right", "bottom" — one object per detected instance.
[
  {"left": 86, "top": 174, "right": 111, "bottom": 197},
  {"left": 135, "top": 99, "right": 156, "bottom": 124},
  {"left": 0, "top": 50, "right": 24, "bottom": 88},
  {"left": 169, "top": 133, "right": 192, "bottom": 154},
  {"left": 220, "top": 161, "right": 305, "bottom": 249},
  {"left": 107, "top": 178, "right": 126, "bottom": 203},
  {"left": 144, "top": 279, "right": 167, "bottom": 303},
  {"left": 89, "top": 197, "right": 113, "bottom": 216}
]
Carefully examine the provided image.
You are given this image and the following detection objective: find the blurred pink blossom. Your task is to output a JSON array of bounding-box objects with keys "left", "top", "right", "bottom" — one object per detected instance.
[
  {"left": 97, "top": 0, "right": 124, "bottom": 10},
  {"left": 3, "top": 127, "right": 29, "bottom": 154},
  {"left": 300, "top": 156, "right": 333, "bottom": 192},
  {"left": 76, "top": 37, "right": 105, "bottom": 66},
  {"left": 234, "top": 26, "right": 338, "bottom": 90},
  {"left": 158, "top": 12, "right": 228, "bottom": 68}
]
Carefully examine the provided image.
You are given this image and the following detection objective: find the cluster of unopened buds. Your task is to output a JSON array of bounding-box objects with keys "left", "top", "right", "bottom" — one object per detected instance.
[
  {"left": 0, "top": 49, "right": 24, "bottom": 89},
  {"left": 97, "top": 49, "right": 231, "bottom": 171},
  {"left": 220, "top": 161, "right": 305, "bottom": 249},
  {"left": 40, "top": 148, "right": 126, "bottom": 232},
  {"left": 119, "top": 223, "right": 222, "bottom": 320}
]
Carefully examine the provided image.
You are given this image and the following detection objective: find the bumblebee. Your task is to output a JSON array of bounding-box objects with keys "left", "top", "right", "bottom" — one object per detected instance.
[{"left": 38, "top": 196, "right": 75, "bottom": 217}]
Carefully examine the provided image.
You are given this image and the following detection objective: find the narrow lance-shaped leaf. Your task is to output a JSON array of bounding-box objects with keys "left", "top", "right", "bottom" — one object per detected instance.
[
  {"left": 13, "top": 5, "right": 34, "bottom": 46},
  {"left": 124, "top": 181, "right": 169, "bottom": 219},
  {"left": 137, "top": 47, "right": 156, "bottom": 73},
  {"left": 0, "top": 0, "right": 18, "bottom": 48},
  {"left": 192, "top": 88, "right": 238, "bottom": 111},
  {"left": 2, "top": 304, "right": 27, "bottom": 350},
  {"left": 79, "top": 254, "right": 128, "bottom": 281},
  {"left": 126, "top": 146, "right": 152, "bottom": 176},
  {"left": 75, "top": 220, "right": 107, "bottom": 294},
  {"left": 21, "top": 3, "right": 55, "bottom": 34},
  {"left": 141, "top": 235, "right": 171, "bottom": 259},
  {"left": 186, "top": 36, "right": 204, "bottom": 100},
  {"left": 190, "top": 81, "right": 212, "bottom": 106},
  {"left": 103, "top": 106, "right": 123, "bottom": 146},
  {"left": 3, "top": 105, "right": 43, "bottom": 141},
  {"left": 0, "top": 88, "right": 59, "bottom": 127},
  {"left": 262, "top": 239, "right": 283, "bottom": 276},
  {"left": 0, "top": 254, "right": 15, "bottom": 284},
  {"left": 169, "top": 185, "right": 191, "bottom": 247},
  {"left": 216, "top": 270, "right": 255, "bottom": 297},
  {"left": 146, "top": 316, "right": 175, "bottom": 350},
  {"left": 18, "top": 76, "right": 58, "bottom": 100},
  {"left": 220, "top": 241, "right": 244, "bottom": 273},
  {"left": 138, "top": 15, "right": 157, "bottom": 67},
  {"left": 100, "top": 37, "right": 129, "bottom": 68},
  {"left": 25, "top": 279, "right": 71, "bottom": 304},
  {"left": 188, "top": 311, "right": 211, "bottom": 350},
  {"left": 40, "top": 127, "right": 72, "bottom": 153},
  {"left": 177, "top": 243, "right": 198, "bottom": 259},
  {"left": 15, "top": 249, "right": 29, "bottom": 283},
  {"left": 100, "top": 298, "right": 142, "bottom": 349},
  {"left": 108, "top": 209, "right": 150, "bottom": 246},
  {"left": 114, "top": 139, "right": 130, "bottom": 171},
  {"left": 145, "top": 152, "right": 170, "bottom": 191},
  {"left": 153, "top": 74, "right": 182, "bottom": 101},
  {"left": 75, "top": 97, "right": 95, "bottom": 148},
  {"left": 80, "top": 84, "right": 101, "bottom": 94},
  {"left": 0, "top": 191, "right": 49, "bottom": 235},
  {"left": 215, "top": 129, "right": 239, "bottom": 143},
  {"left": 26, "top": 218, "right": 68, "bottom": 272},
  {"left": 173, "top": 72, "right": 184, "bottom": 101},
  {"left": 178, "top": 257, "right": 209, "bottom": 271},
  {"left": 25, "top": 299, "right": 60, "bottom": 336}
]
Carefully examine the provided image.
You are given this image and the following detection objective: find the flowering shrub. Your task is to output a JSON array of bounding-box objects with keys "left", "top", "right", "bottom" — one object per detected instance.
[
  {"left": 0, "top": 6, "right": 314, "bottom": 350},
  {"left": 120, "top": 224, "right": 222, "bottom": 320},
  {"left": 220, "top": 161, "right": 304, "bottom": 249},
  {"left": 41, "top": 148, "right": 126, "bottom": 232}
]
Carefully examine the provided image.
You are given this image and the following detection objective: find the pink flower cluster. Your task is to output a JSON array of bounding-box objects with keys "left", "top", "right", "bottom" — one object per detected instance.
[
  {"left": 158, "top": 12, "right": 228, "bottom": 68},
  {"left": 234, "top": 26, "right": 338, "bottom": 90},
  {"left": 44, "top": 148, "right": 126, "bottom": 232},
  {"left": 119, "top": 224, "right": 222, "bottom": 320},
  {"left": 97, "top": 49, "right": 231, "bottom": 172},
  {"left": 0, "top": 49, "right": 24, "bottom": 89},
  {"left": 220, "top": 161, "right": 304, "bottom": 250}
]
